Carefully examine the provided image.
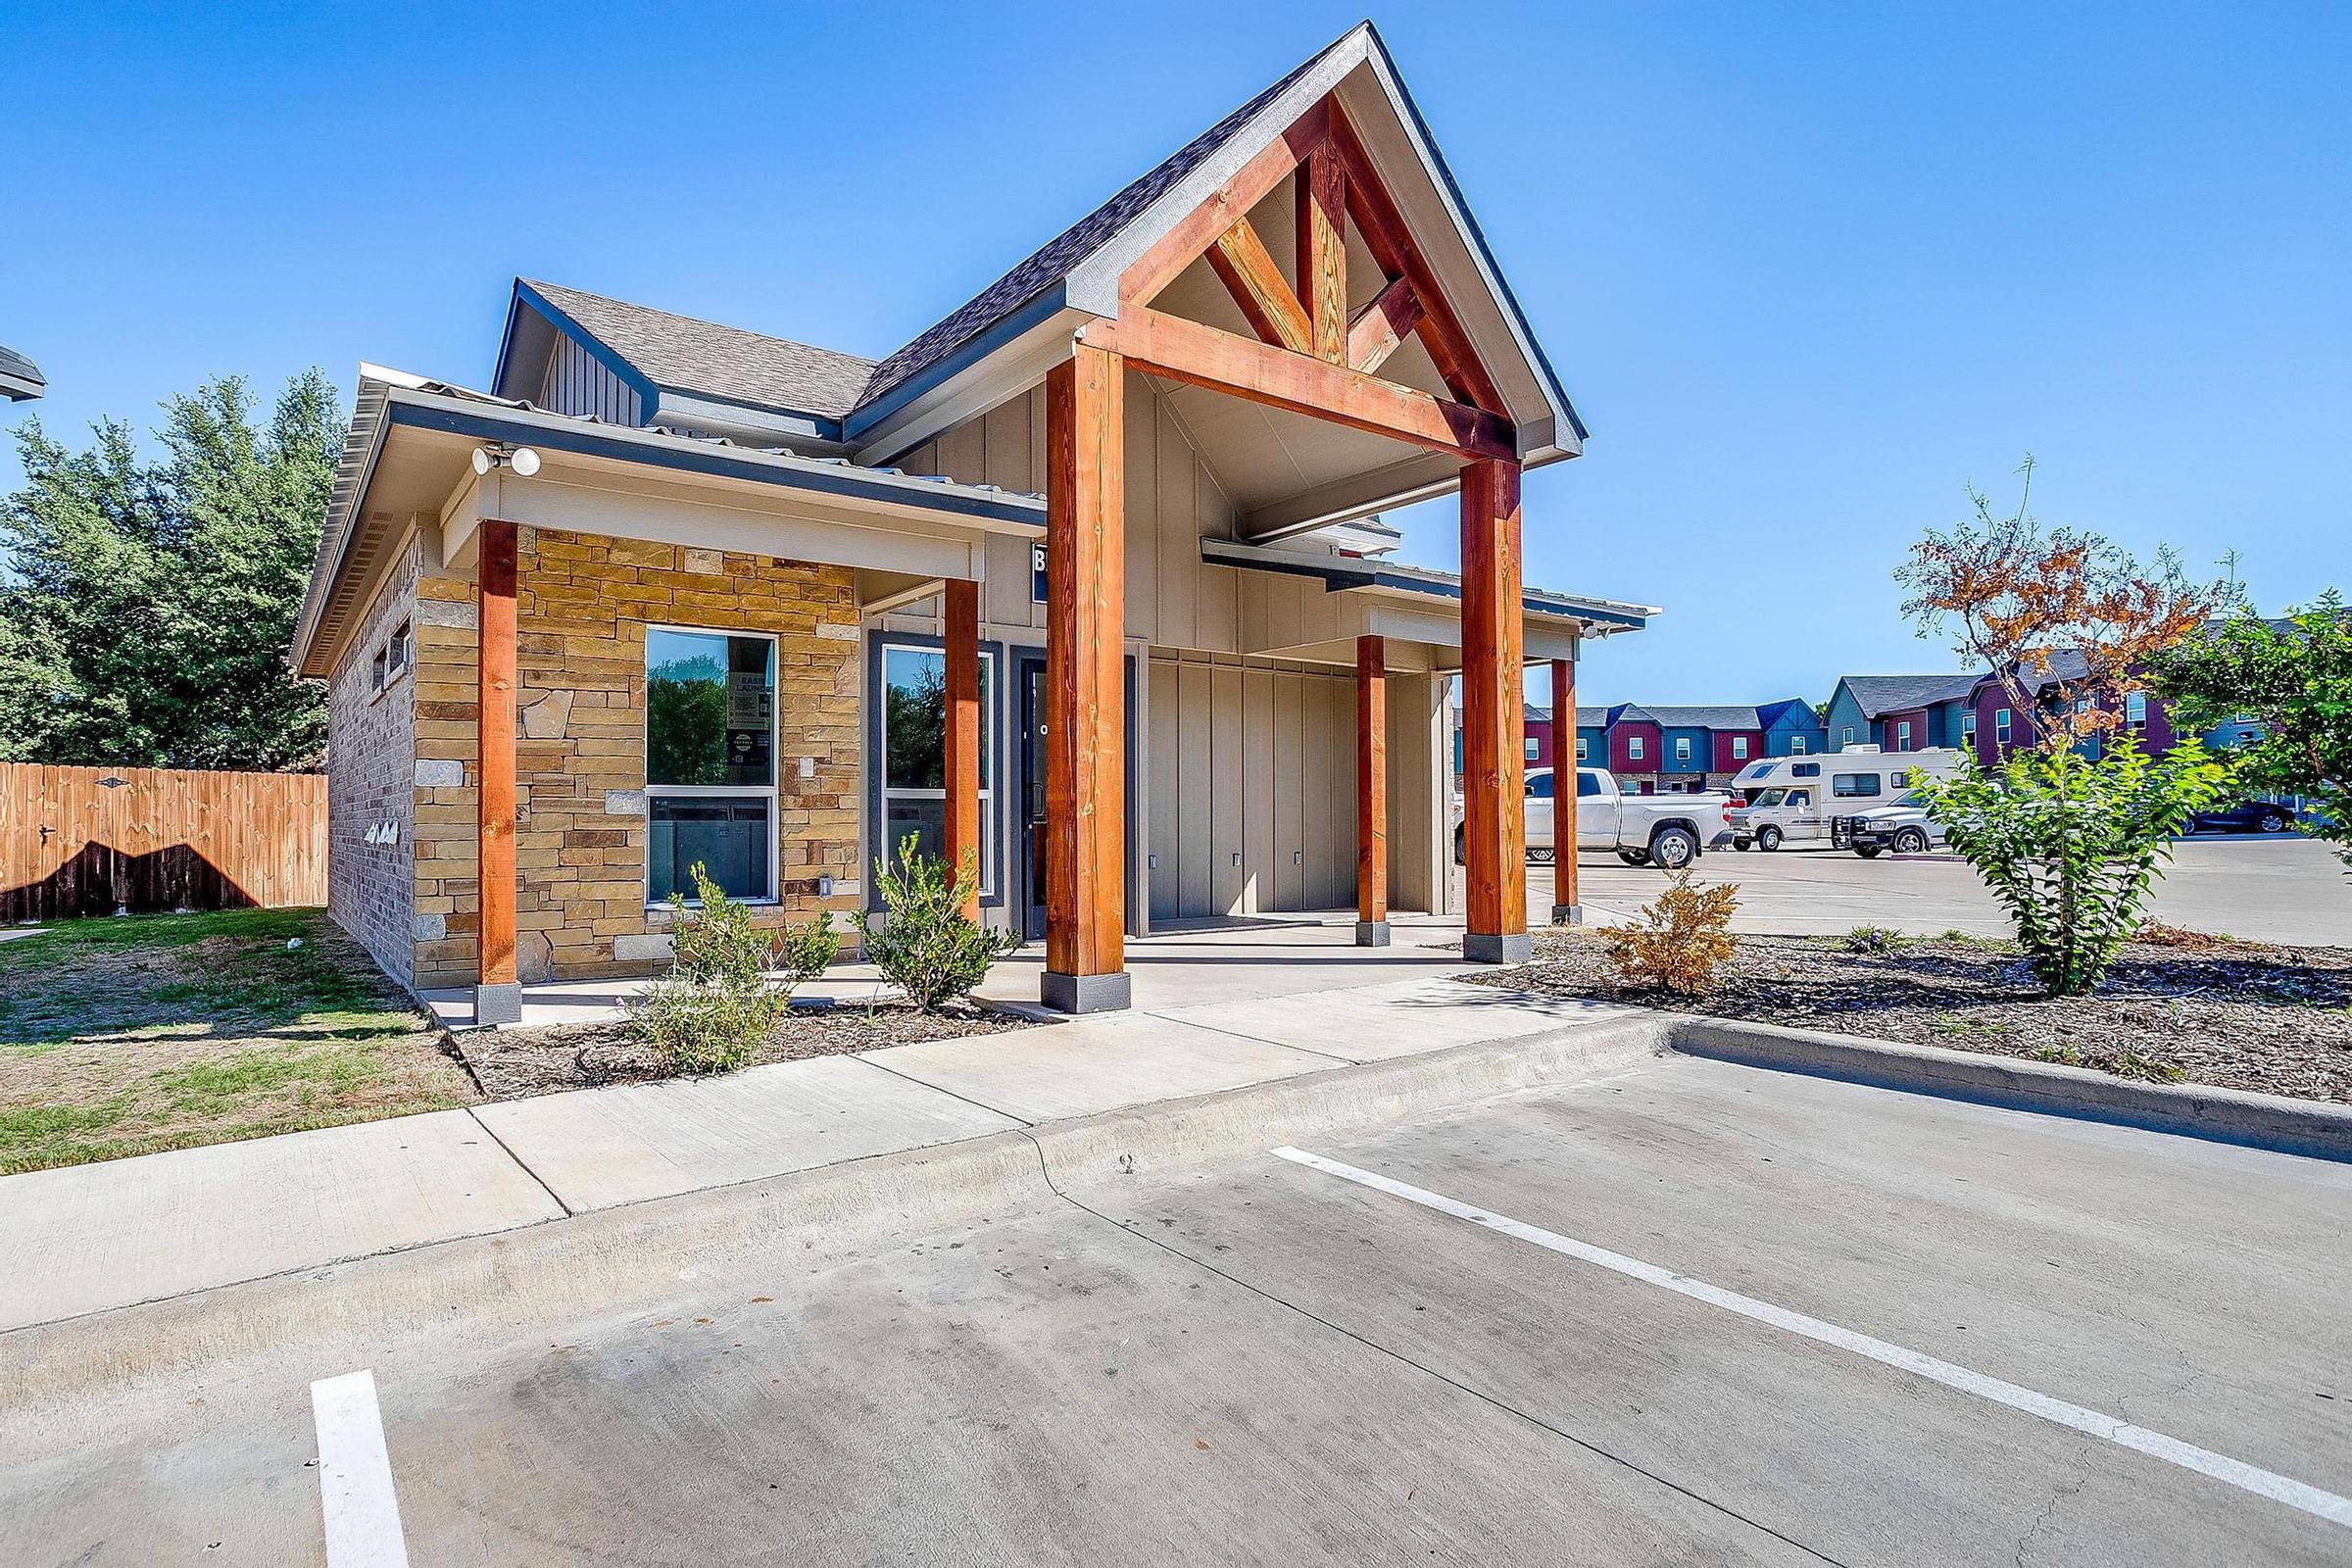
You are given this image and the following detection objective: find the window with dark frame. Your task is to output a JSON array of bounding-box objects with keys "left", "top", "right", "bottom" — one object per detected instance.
[
  {"left": 645, "top": 628, "right": 776, "bottom": 904},
  {"left": 879, "top": 642, "right": 997, "bottom": 897}
]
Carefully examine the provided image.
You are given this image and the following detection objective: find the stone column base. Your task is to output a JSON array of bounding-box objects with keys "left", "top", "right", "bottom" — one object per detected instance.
[
  {"left": 1353, "top": 920, "right": 1392, "bottom": 948},
  {"left": 1042, "top": 970, "right": 1133, "bottom": 1014},
  {"left": 472, "top": 981, "right": 523, "bottom": 1028},
  {"left": 1550, "top": 904, "right": 1584, "bottom": 926},
  {"left": 1462, "top": 932, "right": 1533, "bottom": 963}
]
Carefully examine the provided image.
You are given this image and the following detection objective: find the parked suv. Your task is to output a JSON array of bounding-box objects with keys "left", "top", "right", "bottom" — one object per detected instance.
[{"left": 1832, "top": 792, "right": 1941, "bottom": 858}]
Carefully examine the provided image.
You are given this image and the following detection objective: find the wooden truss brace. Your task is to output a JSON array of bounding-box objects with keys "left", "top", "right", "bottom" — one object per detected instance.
[{"left": 1106, "top": 92, "right": 1512, "bottom": 462}]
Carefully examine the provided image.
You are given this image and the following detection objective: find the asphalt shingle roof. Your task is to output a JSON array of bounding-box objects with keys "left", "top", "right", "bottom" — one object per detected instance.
[
  {"left": 1839, "top": 673, "right": 1981, "bottom": 718},
  {"left": 1639, "top": 704, "right": 1763, "bottom": 731},
  {"left": 523, "top": 280, "right": 880, "bottom": 419},
  {"left": 857, "top": 36, "right": 1342, "bottom": 409}
]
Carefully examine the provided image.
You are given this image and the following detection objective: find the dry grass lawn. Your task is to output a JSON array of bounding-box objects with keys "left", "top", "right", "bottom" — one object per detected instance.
[{"left": 0, "top": 907, "right": 476, "bottom": 1173}]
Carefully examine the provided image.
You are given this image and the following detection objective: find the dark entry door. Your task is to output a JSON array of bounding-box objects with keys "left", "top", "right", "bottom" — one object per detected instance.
[{"left": 1017, "top": 655, "right": 1049, "bottom": 940}]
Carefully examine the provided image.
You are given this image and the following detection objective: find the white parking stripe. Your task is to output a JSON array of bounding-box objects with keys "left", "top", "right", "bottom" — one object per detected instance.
[
  {"left": 1272, "top": 1145, "right": 2352, "bottom": 1531},
  {"left": 311, "top": 1369, "right": 412, "bottom": 1567}
]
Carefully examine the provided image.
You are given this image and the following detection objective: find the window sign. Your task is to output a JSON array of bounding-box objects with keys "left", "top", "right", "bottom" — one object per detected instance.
[{"left": 1031, "top": 543, "right": 1049, "bottom": 605}]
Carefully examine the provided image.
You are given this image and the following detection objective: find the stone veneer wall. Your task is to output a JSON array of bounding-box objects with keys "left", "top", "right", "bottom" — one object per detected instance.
[
  {"left": 411, "top": 526, "right": 861, "bottom": 988},
  {"left": 324, "top": 554, "right": 419, "bottom": 986}
]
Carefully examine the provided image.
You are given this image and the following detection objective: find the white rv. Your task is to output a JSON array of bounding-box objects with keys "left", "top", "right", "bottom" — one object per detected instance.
[{"left": 1725, "top": 745, "right": 1966, "bottom": 851}]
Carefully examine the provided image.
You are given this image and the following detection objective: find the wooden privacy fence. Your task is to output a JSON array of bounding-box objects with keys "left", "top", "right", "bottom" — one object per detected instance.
[{"left": 0, "top": 763, "right": 327, "bottom": 920}]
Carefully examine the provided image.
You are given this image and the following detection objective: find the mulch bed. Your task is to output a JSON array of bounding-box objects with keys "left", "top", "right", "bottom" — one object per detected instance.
[
  {"left": 1469, "top": 929, "right": 2352, "bottom": 1104},
  {"left": 455, "top": 1003, "right": 1031, "bottom": 1100}
]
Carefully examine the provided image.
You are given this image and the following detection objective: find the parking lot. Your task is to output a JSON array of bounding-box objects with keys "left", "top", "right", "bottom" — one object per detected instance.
[
  {"left": 1525, "top": 833, "right": 2351, "bottom": 947},
  {"left": 7, "top": 1052, "right": 2346, "bottom": 1565}
]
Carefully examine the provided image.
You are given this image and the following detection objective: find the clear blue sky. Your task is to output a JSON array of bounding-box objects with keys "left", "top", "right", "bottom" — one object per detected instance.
[{"left": 6, "top": 2, "right": 2346, "bottom": 710}]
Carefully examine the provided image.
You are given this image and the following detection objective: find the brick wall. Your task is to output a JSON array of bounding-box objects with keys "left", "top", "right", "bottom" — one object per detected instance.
[
  {"left": 325, "top": 554, "right": 419, "bottom": 985},
  {"left": 411, "top": 527, "right": 861, "bottom": 988}
]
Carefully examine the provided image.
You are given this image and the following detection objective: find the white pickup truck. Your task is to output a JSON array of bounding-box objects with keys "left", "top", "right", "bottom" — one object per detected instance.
[{"left": 1453, "top": 766, "right": 1732, "bottom": 871}]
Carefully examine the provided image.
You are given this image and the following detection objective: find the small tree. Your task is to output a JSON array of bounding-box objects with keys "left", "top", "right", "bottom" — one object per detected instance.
[
  {"left": 2149, "top": 593, "right": 2352, "bottom": 870},
  {"left": 853, "top": 837, "right": 1019, "bottom": 1011},
  {"left": 1921, "top": 745, "right": 2228, "bottom": 995},
  {"left": 1894, "top": 461, "right": 2234, "bottom": 995}
]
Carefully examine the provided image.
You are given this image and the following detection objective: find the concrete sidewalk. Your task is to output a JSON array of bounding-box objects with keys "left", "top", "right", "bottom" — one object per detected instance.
[{"left": 0, "top": 961, "right": 1640, "bottom": 1333}]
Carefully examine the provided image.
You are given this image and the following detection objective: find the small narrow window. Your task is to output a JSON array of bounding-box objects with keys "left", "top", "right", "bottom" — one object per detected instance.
[
  {"left": 1790, "top": 735, "right": 1807, "bottom": 754},
  {"left": 1732, "top": 736, "right": 1749, "bottom": 760},
  {"left": 1675, "top": 737, "right": 1691, "bottom": 763},
  {"left": 1525, "top": 737, "right": 1541, "bottom": 760},
  {"left": 2126, "top": 692, "right": 2148, "bottom": 732},
  {"left": 1895, "top": 720, "right": 1912, "bottom": 751},
  {"left": 1628, "top": 736, "right": 1644, "bottom": 760},
  {"left": 1995, "top": 708, "right": 2013, "bottom": 745},
  {"left": 388, "top": 619, "right": 412, "bottom": 679},
  {"left": 1575, "top": 737, "right": 1589, "bottom": 761}
]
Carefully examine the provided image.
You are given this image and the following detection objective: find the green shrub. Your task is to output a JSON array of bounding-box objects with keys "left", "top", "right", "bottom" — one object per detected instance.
[
  {"left": 1919, "top": 742, "right": 2230, "bottom": 997},
  {"left": 1843, "top": 926, "right": 1906, "bottom": 954},
  {"left": 630, "top": 863, "right": 838, "bottom": 1074},
  {"left": 852, "top": 837, "right": 1019, "bottom": 1012}
]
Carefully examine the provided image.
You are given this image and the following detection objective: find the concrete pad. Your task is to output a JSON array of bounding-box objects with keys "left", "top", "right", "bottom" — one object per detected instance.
[
  {"left": 0, "top": 1109, "right": 562, "bottom": 1332},
  {"left": 863, "top": 1010, "right": 1345, "bottom": 1122},
  {"left": 471, "top": 1054, "right": 1019, "bottom": 1211},
  {"left": 1163, "top": 975, "right": 1643, "bottom": 1061}
]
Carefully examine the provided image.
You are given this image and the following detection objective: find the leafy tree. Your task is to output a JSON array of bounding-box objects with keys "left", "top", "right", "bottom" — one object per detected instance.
[
  {"left": 0, "top": 371, "right": 339, "bottom": 770},
  {"left": 1894, "top": 460, "right": 2235, "bottom": 994},
  {"left": 2149, "top": 594, "right": 2352, "bottom": 868}
]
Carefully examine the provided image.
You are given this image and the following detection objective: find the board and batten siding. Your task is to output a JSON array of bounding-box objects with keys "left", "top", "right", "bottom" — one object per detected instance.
[{"left": 537, "top": 333, "right": 644, "bottom": 426}]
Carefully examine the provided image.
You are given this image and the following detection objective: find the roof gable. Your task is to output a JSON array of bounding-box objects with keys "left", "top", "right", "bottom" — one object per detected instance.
[
  {"left": 846, "top": 22, "right": 1582, "bottom": 463},
  {"left": 1836, "top": 672, "right": 1981, "bottom": 719}
]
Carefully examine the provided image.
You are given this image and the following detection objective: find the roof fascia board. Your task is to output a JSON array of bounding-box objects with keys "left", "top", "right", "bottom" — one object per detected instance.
[
  {"left": 292, "top": 379, "right": 396, "bottom": 673},
  {"left": 381, "top": 389, "right": 1045, "bottom": 528},
  {"left": 844, "top": 290, "right": 1086, "bottom": 463},
  {"left": 0, "top": 370, "right": 43, "bottom": 401},
  {"left": 1350, "top": 27, "right": 1584, "bottom": 449}
]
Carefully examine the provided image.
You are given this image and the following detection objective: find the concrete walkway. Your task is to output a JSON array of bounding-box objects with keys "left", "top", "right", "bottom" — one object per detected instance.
[{"left": 0, "top": 927, "right": 1639, "bottom": 1332}]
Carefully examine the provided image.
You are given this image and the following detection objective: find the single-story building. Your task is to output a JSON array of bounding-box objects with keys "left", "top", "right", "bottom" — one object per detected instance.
[{"left": 293, "top": 22, "right": 1652, "bottom": 1023}]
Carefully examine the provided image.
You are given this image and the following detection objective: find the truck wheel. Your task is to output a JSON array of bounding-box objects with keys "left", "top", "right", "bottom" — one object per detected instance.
[
  {"left": 2260, "top": 808, "right": 2291, "bottom": 834},
  {"left": 1453, "top": 826, "right": 1465, "bottom": 864},
  {"left": 1757, "top": 825, "right": 1784, "bottom": 852},
  {"left": 1731, "top": 838, "right": 1750, "bottom": 852},
  {"left": 1618, "top": 850, "right": 1648, "bottom": 866},
  {"left": 1893, "top": 827, "right": 1929, "bottom": 855},
  {"left": 1853, "top": 845, "right": 1883, "bottom": 859},
  {"left": 1529, "top": 846, "right": 1555, "bottom": 864},
  {"left": 1649, "top": 826, "right": 1698, "bottom": 870}
]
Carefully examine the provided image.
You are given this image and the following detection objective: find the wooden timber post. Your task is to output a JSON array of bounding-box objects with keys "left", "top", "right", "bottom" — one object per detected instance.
[
  {"left": 1549, "top": 655, "right": 1581, "bottom": 925},
  {"left": 1041, "top": 340, "right": 1131, "bottom": 1012},
  {"left": 943, "top": 577, "right": 984, "bottom": 923},
  {"left": 475, "top": 517, "right": 522, "bottom": 1025},
  {"left": 1354, "top": 634, "right": 1389, "bottom": 946},
  {"left": 1459, "top": 460, "right": 1530, "bottom": 962}
]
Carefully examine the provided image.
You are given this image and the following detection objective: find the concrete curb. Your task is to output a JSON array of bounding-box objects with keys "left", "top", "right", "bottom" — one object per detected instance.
[
  {"left": 0, "top": 1013, "right": 1664, "bottom": 1445},
  {"left": 1661, "top": 1014, "right": 2352, "bottom": 1163}
]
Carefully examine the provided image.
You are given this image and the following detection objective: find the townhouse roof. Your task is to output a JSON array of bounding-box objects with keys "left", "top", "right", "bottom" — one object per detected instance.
[{"left": 1837, "top": 672, "right": 1981, "bottom": 718}]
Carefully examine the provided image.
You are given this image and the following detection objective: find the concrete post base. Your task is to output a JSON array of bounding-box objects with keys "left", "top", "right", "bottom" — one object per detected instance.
[
  {"left": 1353, "top": 920, "right": 1392, "bottom": 948},
  {"left": 1042, "top": 970, "right": 1133, "bottom": 1015},
  {"left": 1550, "top": 904, "right": 1583, "bottom": 926},
  {"left": 472, "top": 981, "right": 523, "bottom": 1028},
  {"left": 1462, "top": 932, "right": 1533, "bottom": 964}
]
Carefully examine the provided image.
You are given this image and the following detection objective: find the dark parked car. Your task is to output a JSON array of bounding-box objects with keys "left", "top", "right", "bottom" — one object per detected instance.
[{"left": 2185, "top": 800, "right": 2297, "bottom": 835}]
